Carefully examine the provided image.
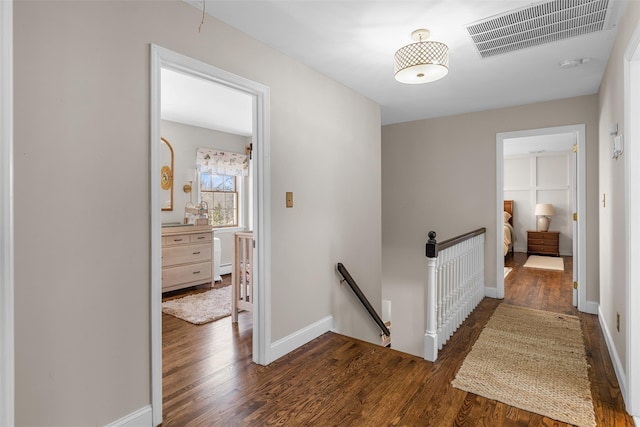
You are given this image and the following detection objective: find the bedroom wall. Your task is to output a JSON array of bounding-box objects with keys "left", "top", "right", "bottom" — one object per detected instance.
[
  {"left": 161, "top": 120, "right": 250, "bottom": 270},
  {"left": 504, "top": 151, "right": 574, "bottom": 255},
  {"left": 382, "top": 94, "right": 599, "bottom": 357},
  {"left": 597, "top": 0, "right": 640, "bottom": 381},
  {"left": 13, "top": 1, "right": 381, "bottom": 425}
]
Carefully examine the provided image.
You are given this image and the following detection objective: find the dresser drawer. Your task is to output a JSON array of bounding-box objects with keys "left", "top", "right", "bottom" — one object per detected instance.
[
  {"left": 190, "top": 232, "right": 212, "bottom": 243},
  {"left": 162, "top": 243, "right": 212, "bottom": 267},
  {"left": 163, "top": 234, "right": 190, "bottom": 246},
  {"left": 528, "top": 231, "right": 559, "bottom": 242},
  {"left": 163, "top": 262, "right": 212, "bottom": 288},
  {"left": 528, "top": 245, "right": 558, "bottom": 254}
]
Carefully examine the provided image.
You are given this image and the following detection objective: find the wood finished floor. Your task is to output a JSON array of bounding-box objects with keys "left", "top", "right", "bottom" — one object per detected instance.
[{"left": 162, "top": 256, "right": 634, "bottom": 426}]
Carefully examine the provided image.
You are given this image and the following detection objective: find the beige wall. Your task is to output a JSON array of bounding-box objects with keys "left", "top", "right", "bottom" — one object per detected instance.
[
  {"left": 382, "top": 95, "right": 599, "bottom": 356},
  {"left": 13, "top": 1, "right": 381, "bottom": 425},
  {"left": 597, "top": 0, "right": 640, "bottom": 374}
]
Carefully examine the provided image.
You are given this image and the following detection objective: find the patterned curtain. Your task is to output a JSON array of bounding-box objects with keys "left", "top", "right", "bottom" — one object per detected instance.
[{"left": 196, "top": 148, "right": 249, "bottom": 176}]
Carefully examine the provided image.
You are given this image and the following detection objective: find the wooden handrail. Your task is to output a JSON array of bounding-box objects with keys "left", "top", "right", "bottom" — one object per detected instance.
[
  {"left": 336, "top": 263, "right": 391, "bottom": 338},
  {"left": 425, "top": 227, "right": 486, "bottom": 258}
]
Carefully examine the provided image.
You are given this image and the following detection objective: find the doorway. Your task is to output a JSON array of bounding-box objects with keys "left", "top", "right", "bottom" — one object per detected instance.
[
  {"left": 150, "top": 45, "right": 271, "bottom": 426},
  {"left": 495, "top": 125, "right": 587, "bottom": 313}
]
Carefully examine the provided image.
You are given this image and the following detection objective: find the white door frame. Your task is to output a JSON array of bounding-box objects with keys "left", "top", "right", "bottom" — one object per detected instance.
[
  {"left": 150, "top": 45, "right": 271, "bottom": 426},
  {"left": 0, "top": 1, "right": 14, "bottom": 426},
  {"left": 624, "top": 21, "right": 640, "bottom": 418},
  {"left": 496, "top": 124, "right": 587, "bottom": 313}
]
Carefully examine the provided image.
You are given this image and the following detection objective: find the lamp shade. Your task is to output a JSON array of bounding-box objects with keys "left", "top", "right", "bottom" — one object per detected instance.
[
  {"left": 394, "top": 29, "right": 449, "bottom": 84},
  {"left": 534, "top": 203, "right": 554, "bottom": 216}
]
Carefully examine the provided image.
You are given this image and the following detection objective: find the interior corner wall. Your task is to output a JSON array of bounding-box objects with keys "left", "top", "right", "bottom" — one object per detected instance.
[
  {"left": 381, "top": 95, "right": 599, "bottom": 357},
  {"left": 597, "top": 1, "right": 640, "bottom": 380},
  {"left": 13, "top": 2, "right": 381, "bottom": 425}
]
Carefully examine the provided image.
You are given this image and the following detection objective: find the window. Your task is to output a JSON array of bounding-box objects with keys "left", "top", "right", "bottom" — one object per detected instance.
[{"left": 200, "top": 172, "right": 238, "bottom": 227}]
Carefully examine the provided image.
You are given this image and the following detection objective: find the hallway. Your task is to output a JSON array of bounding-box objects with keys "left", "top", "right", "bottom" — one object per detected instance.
[{"left": 161, "top": 256, "right": 632, "bottom": 426}]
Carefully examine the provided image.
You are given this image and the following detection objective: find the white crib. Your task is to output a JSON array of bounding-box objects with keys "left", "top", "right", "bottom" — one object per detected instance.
[{"left": 232, "top": 231, "right": 253, "bottom": 322}]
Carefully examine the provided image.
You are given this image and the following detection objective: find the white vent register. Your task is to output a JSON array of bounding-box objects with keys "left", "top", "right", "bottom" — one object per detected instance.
[{"left": 466, "top": 0, "right": 623, "bottom": 58}]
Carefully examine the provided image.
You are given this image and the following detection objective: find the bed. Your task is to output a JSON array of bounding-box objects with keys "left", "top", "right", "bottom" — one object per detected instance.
[{"left": 504, "top": 200, "right": 516, "bottom": 257}]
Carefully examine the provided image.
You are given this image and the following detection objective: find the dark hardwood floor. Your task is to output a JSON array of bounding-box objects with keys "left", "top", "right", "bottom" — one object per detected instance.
[{"left": 161, "top": 259, "right": 634, "bottom": 426}]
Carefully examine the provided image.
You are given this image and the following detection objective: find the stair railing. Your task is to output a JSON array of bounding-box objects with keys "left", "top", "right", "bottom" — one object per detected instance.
[
  {"left": 336, "top": 263, "right": 391, "bottom": 345},
  {"left": 424, "top": 228, "right": 486, "bottom": 361}
]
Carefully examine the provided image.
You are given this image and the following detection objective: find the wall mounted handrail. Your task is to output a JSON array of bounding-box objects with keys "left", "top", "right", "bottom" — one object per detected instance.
[{"left": 336, "top": 263, "right": 391, "bottom": 337}]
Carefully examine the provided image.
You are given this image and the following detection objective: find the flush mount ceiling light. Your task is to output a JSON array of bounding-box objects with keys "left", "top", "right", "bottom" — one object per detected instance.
[{"left": 394, "top": 29, "right": 449, "bottom": 84}]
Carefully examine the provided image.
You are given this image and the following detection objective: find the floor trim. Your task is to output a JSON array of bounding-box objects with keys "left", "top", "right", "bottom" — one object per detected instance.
[
  {"left": 270, "top": 315, "right": 333, "bottom": 362},
  {"left": 104, "top": 405, "right": 152, "bottom": 427},
  {"left": 598, "top": 305, "right": 628, "bottom": 407}
]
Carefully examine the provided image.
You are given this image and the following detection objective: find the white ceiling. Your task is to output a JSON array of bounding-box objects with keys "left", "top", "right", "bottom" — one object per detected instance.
[
  {"left": 182, "top": 0, "right": 624, "bottom": 128},
  {"left": 161, "top": 68, "right": 253, "bottom": 136}
]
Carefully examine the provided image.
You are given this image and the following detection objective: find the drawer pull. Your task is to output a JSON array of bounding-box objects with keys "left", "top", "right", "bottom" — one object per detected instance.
[
  {"left": 193, "top": 251, "right": 201, "bottom": 255},
  {"left": 197, "top": 236, "right": 205, "bottom": 240},
  {"left": 193, "top": 271, "right": 200, "bottom": 274},
  {"left": 173, "top": 238, "right": 183, "bottom": 242}
]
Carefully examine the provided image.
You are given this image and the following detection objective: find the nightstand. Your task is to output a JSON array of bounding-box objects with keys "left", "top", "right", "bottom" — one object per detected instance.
[{"left": 527, "top": 231, "right": 560, "bottom": 256}]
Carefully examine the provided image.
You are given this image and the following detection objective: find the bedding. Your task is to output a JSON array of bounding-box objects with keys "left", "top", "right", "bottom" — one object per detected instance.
[
  {"left": 503, "top": 200, "right": 516, "bottom": 257},
  {"left": 504, "top": 219, "right": 515, "bottom": 256}
]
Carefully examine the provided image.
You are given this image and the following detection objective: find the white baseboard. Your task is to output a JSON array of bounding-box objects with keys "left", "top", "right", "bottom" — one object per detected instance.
[
  {"left": 484, "top": 286, "right": 498, "bottom": 298},
  {"left": 598, "top": 305, "right": 628, "bottom": 407},
  {"left": 220, "top": 264, "right": 232, "bottom": 276},
  {"left": 634, "top": 415, "right": 640, "bottom": 425},
  {"left": 270, "top": 315, "right": 333, "bottom": 362},
  {"left": 583, "top": 300, "right": 599, "bottom": 315},
  {"left": 104, "top": 405, "right": 152, "bottom": 427}
]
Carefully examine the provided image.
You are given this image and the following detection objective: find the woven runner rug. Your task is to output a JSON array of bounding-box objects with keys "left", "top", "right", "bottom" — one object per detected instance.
[
  {"left": 162, "top": 287, "right": 231, "bottom": 325},
  {"left": 452, "top": 304, "right": 596, "bottom": 427}
]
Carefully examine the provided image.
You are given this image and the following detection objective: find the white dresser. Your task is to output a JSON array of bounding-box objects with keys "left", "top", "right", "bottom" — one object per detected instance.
[{"left": 161, "top": 225, "right": 215, "bottom": 292}]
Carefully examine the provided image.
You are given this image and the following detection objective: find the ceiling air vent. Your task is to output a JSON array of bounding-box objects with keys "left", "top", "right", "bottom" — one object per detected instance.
[{"left": 466, "top": 0, "right": 620, "bottom": 58}]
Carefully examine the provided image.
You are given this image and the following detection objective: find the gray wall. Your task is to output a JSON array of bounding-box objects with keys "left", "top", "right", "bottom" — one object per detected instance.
[
  {"left": 13, "top": 1, "right": 381, "bottom": 425},
  {"left": 598, "top": 0, "right": 640, "bottom": 374},
  {"left": 381, "top": 95, "right": 599, "bottom": 357}
]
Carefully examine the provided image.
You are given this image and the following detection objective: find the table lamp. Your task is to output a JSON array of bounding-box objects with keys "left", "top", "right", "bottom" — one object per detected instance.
[{"left": 535, "top": 203, "right": 554, "bottom": 232}]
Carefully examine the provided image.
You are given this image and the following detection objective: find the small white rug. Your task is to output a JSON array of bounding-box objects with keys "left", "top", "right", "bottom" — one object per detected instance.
[
  {"left": 523, "top": 255, "right": 564, "bottom": 271},
  {"left": 504, "top": 267, "right": 512, "bottom": 278},
  {"left": 162, "top": 287, "right": 231, "bottom": 325}
]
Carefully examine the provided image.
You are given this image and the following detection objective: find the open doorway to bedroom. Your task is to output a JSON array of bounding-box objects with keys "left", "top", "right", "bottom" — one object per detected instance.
[
  {"left": 150, "top": 45, "right": 271, "bottom": 426},
  {"left": 158, "top": 66, "right": 256, "bottom": 420},
  {"left": 496, "top": 125, "right": 587, "bottom": 314}
]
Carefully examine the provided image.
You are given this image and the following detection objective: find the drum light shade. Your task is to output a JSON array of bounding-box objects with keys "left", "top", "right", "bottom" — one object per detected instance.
[{"left": 394, "top": 29, "right": 449, "bottom": 84}]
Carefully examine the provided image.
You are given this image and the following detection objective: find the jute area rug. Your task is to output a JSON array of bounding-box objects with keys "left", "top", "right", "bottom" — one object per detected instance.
[
  {"left": 162, "top": 286, "right": 231, "bottom": 325},
  {"left": 452, "top": 304, "right": 596, "bottom": 427},
  {"left": 523, "top": 255, "right": 564, "bottom": 271}
]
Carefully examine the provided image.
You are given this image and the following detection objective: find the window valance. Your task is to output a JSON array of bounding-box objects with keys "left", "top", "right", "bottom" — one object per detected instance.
[{"left": 196, "top": 148, "right": 249, "bottom": 176}]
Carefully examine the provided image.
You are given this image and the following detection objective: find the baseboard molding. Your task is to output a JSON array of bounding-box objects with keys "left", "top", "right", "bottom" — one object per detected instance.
[
  {"left": 270, "top": 315, "right": 333, "bottom": 362},
  {"left": 583, "top": 300, "right": 598, "bottom": 315},
  {"left": 220, "top": 264, "right": 232, "bottom": 276},
  {"left": 598, "top": 305, "right": 628, "bottom": 408},
  {"left": 104, "top": 405, "right": 152, "bottom": 427},
  {"left": 484, "top": 286, "right": 498, "bottom": 298},
  {"left": 634, "top": 415, "right": 640, "bottom": 425}
]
